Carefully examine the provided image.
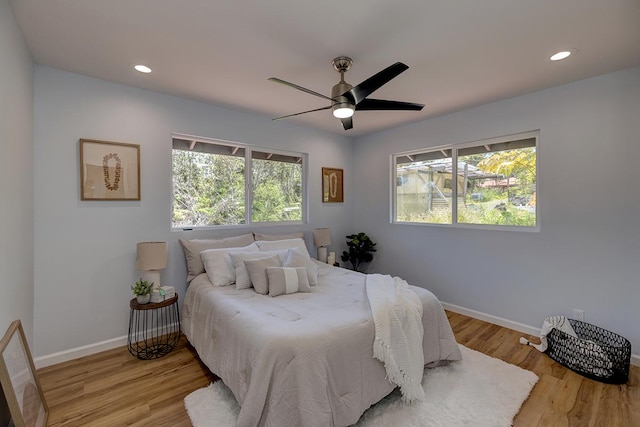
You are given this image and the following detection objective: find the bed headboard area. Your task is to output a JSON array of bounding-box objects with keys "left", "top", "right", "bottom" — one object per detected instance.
[{"left": 178, "top": 231, "right": 306, "bottom": 282}]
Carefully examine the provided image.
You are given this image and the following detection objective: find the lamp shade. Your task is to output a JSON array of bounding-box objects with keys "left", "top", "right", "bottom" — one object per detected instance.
[
  {"left": 136, "top": 242, "right": 168, "bottom": 270},
  {"left": 313, "top": 228, "right": 331, "bottom": 247}
]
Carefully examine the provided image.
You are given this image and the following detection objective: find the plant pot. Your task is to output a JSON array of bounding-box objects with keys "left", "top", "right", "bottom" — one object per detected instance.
[{"left": 136, "top": 294, "right": 151, "bottom": 304}]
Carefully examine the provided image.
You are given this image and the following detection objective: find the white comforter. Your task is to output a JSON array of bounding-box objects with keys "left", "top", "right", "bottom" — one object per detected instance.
[{"left": 181, "top": 263, "right": 461, "bottom": 427}]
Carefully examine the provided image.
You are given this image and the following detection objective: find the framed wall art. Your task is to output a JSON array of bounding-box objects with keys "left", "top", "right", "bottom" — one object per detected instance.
[
  {"left": 80, "top": 139, "right": 141, "bottom": 201},
  {"left": 322, "top": 167, "right": 344, "bottom": 203},
  {"left": 0, "top": 320, "right": 49, "bottom": 427}
]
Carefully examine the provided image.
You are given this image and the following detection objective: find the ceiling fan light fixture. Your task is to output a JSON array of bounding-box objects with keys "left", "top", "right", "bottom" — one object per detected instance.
[
  {"left": 331, "top": 78, "right": 354, "bottom": 119},
  {"left": 332, "top": 105, "right": 354, "bottom": 118}
]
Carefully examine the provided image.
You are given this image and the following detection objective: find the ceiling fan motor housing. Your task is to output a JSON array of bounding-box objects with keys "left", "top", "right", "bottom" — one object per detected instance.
[{"left": 331, "top": 80, "right": 354, "bottom": 117}]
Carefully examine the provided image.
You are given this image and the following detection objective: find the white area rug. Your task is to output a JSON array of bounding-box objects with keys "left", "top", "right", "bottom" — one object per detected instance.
[{"left": 184, "top": 345, "right": 538, "bottom": 427}]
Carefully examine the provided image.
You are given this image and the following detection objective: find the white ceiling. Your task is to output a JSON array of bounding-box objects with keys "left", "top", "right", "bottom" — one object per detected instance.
[{"left": 10, "top": 0, "right": 640, "bottom": 137}]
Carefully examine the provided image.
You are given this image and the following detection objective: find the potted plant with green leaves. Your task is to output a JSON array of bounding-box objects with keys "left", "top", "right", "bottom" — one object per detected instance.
[
  {"left": 341, "top": 232, "right": 377, "bottom": 272},
  {"left": 131, "top": 279, "right": 153, "bottom": 304}
]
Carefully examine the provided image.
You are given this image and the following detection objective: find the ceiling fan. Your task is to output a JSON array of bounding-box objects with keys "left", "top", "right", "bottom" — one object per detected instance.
[{"left": 268, "top": 56, "right": 424, "bottom": 130}]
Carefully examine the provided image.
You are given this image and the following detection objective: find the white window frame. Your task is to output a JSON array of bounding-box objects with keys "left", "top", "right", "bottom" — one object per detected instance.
[
  {"left": 171, "top": 133, "right": 308, "bottom": 231},
  {"left": 391, "top": 131, "right": 540, "bottom": 232}
]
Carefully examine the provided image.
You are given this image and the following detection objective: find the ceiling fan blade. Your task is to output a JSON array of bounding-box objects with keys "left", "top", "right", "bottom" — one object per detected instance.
[
  {"left": 268, "top": 77, "right": 335, "bottom": 102},
  {"left": 356, "top": 98, "right": 424, "bottom": 111},
  {"left": 272, "top": 105, "right": 332, "bottom": 120},
  {"left": 343, "top": 62, "right": 409, "bottom": 105},
  {"left": 341, "top": 116, "right": 353, "bottom": 130}
]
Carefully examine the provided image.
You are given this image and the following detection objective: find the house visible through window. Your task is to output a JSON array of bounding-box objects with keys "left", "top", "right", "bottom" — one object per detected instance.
[
  {"left": 172, "top": 136, "right": 305, "bottom": 229},
  {"left": 393, "top": 131, "right": 538, "bottom": 229}
]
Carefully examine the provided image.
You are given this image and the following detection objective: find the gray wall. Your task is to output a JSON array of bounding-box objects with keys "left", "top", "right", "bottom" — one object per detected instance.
[
  {"left": 33, "top": 66, "right": 353, "bottom": 357},
  {"left": 0, "top": 0, "right": 34, "bottom": 343},
  {"left": 354, "top": 67, "right": 640, "bottom": 351}
]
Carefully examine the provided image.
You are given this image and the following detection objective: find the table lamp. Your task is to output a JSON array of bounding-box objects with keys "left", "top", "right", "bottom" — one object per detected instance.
[
  {"left": 136, "top": 242, "right": 167, "bottom": 290},
  {"left": 313, "top": 228, "right": 331, "bottom": 263}
]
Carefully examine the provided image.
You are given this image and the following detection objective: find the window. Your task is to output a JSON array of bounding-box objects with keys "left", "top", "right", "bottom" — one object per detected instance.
[
  {"left": 172, "top": 136, "right": 305, "bottom": 229},
  {"left": 393, "top": 132, "right": 538, "bottom": 229}
]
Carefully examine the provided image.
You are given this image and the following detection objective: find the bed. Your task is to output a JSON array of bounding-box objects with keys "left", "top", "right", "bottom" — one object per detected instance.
[{"left": 180, "top": 236, "right": 461, "bottom": 427}]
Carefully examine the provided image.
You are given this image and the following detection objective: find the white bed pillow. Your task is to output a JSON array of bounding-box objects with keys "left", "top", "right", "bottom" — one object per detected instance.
[
  {"left": 244, "top": 255, "right": 283, "bottom": 295},
  {"left": 229, "top": 250, "right": 287, "bottom": 289},
  {"left": 282, "top": 247, "right": 318, "bottom": 286},
  {"left": 266, "top": 266, "right": 311, "bottom": 297},
  {"left": 254, "top": 238, "right": 310, "bottom": 257},
  {"left": 253, "top": 231, "right": 304, "bottom": 241},
  {"left": 200, "top": 243, "right": 259, "bottom": 286},
  {"left": 179, "top": 233, "right": 255, "bottom": 282}
]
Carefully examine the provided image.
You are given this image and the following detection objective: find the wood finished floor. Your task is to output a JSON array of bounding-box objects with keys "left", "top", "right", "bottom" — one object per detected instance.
[{"left": 37, "top": 311, "right": 639, "bottom": 426}]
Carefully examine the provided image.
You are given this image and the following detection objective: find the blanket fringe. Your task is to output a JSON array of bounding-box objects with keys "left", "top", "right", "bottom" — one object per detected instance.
[{"left": 373, "top": 338, "right": 425, "bottom": 403}]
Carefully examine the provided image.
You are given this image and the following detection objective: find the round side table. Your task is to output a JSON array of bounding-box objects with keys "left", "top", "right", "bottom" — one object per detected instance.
[{"left": 127, "top": 294, "right": 180, "bottom": 360}]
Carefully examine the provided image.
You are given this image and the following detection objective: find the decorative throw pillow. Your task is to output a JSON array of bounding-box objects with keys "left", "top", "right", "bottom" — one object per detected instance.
[
  {"left": 229, "top": 250, "right": 287, "bottom": 290},
  {"left": 253, "top": 231, "right": 304, "bottom": 241},
  {"left": 282, "top": 247, "right": 318, "bottom": 286},
  {"left": 266, "top": 267, "right": 311, "bottom": 297},
  {"left": 200, "top": 243, "right": 259, "bottom": 286},
  {"left": 179, "top": 233, "right": 255, "bottom": 281},
  {"left": 254, "top": 238, "right": 310, "bottom": 257},
  {"left": 244, "top": 255, "right": 283, "bottom": 295}
]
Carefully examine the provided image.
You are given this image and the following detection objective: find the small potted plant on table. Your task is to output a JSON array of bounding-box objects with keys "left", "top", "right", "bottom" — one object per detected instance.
[
  {"left": 131, "top": 279, "right": 153, "bottom": 304},
  {"left": 341, "top": 232, "right": 377, "bottom": 272}
]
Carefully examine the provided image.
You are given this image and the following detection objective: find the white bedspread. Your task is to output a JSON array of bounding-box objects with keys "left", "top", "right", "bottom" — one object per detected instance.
[
  {"left": 181, "top": 263, "right": 461, "bottom": 427},
  {"left": 366, "top": 274, "right": 425, "bottom": 403}
]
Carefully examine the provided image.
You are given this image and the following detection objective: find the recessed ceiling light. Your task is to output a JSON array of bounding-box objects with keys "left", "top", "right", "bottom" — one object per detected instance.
[
  {"left": 549, "top": 49, "right": 577, "bottom": 61},
  {"left": 134, "top": 64, "right": 152, "bottom": 73}
]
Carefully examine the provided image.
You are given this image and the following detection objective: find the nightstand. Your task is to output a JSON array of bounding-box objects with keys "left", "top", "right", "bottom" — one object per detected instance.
[{"left": 127, "top": 294, "right": 180, "bottom": 360}]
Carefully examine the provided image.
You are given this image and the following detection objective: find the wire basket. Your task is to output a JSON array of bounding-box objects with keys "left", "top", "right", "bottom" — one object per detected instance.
[{"left": 546, "top": 319, "right": 631, "bottom": 384}]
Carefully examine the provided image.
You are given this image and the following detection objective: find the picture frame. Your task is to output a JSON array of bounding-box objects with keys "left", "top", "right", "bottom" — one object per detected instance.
[
  {"left": 80, "top": 139, "right": 141, "bottom": 201},
  {"left": 0, "top": 320, "right": 48, "bottom": 427},
  {"left": 322, "top": 167, "right": 344, "bottom": 203}
]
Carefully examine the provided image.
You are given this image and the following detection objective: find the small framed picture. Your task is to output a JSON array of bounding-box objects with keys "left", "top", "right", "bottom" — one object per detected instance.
[
  {"left": 80, "top": 139, "right": 141, "bottom": 200},
  {"left": 322, "top": 167, "right": 344, "bottom": 203},
  {"left": 0, "top": 320, "right": 49, "bottom": 427}
]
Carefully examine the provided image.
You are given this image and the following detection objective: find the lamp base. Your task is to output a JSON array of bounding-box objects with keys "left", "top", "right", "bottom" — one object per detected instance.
[
  {"left": 317, "top": 247, "right": 328, "bottom": 263},
  {"left": 141, "top": 270, "right": 161, "bottom": 290}
]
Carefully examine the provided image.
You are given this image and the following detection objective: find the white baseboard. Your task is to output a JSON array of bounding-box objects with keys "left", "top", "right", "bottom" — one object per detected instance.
[
  {"left": 34, "top": 335, "right": 127, "bottom": 369},
  {"left": 34, "top": 321, "right": 181, "bottom": 369},
  {"left": 442, "top": 301, "right": 640, "bottom": 367},
  {"left": 35, "top": 305, "right": 640, "bottom": 370}
]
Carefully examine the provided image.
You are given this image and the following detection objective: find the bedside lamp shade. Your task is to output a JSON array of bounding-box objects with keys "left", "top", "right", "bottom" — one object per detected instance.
[
  {"left": 136, "top": 242, "right": 167, "bottom": 289},
  {"left": 313, "top": 228, "right": 331, "bottom": 263}
]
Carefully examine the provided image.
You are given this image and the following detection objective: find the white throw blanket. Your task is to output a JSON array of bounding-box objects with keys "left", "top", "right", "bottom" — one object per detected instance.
[
  {"left": 519, "top": 315, "right": 577, "bottom": 352},
  {"left": 366, "top": 274, "right": 425, "bottom": 403}
]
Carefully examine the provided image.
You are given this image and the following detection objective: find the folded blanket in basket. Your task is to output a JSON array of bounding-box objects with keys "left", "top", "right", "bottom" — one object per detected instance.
[
  {"left": 521, "top": 315, "right": 576, "bottom": 352},
  {"left": 520, "top": 316, "right": 613, "bottom": 377}
]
